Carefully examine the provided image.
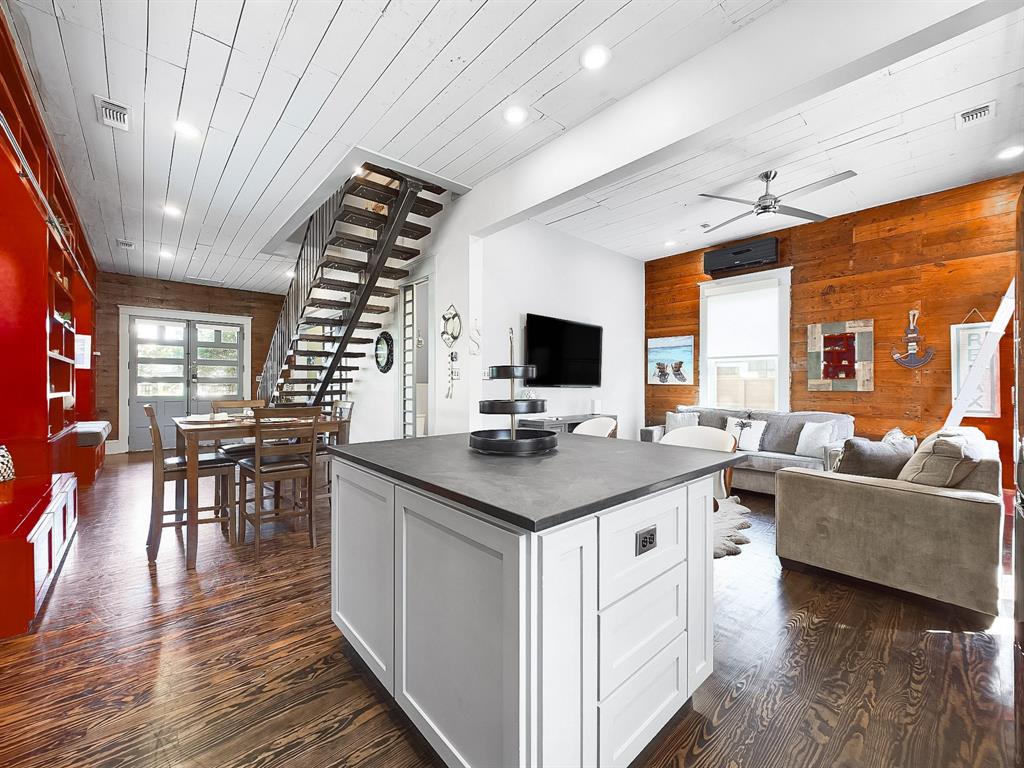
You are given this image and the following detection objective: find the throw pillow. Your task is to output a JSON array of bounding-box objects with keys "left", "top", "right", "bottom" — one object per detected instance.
[
  {"left": 666, "top": 411, "right": 699, "bottom": 431},
  {"left": 882, "top": 426, "right": 918, "bottom": 450},
  {"left": 897, "top": 434, "right": 982, "bottom": 487},
  {"left": 836, "top": 437, "right": 915, "bottom": 479},
  {"left": 795, "top": 421, "right": 834, "bottom": 459},
  {"left": 725, "top": 416, "right": 767, "bottom": 452}
]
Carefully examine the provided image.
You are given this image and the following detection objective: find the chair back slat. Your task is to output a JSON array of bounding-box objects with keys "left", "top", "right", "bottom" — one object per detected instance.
[
  {"left": 143, "top": 404, "right": 166, "bottom": 482},
  {"left": 331, "top": 400, "right": 354, "bottom": 445},
  {"left": 212, "top": 399, "right": 266, "bottom": 413},
  {"left": 252, "top": 407, "right": 319, "bottom": 474}
]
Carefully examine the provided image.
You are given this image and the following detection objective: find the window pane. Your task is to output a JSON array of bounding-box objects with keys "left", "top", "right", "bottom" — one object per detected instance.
[
  {"left": 712, "top": 358, "right": 777, "bottom": 410},
  {"left": 197, "top": 383, "right": 238, "bottom": 398},
  {"left": 164, "top": 326, "right": 185, "bottom": 341},
  {"left": 137, "top": 343, "right": 183, "bottom": 359},
  {"left": 197, "top": 327, "right": 216, "bottom": 342},
  {"left": 136, "top": 323, "right": 158, "bottom": 339},
  {"left": 705, "top": 282, "right": 779, "bottom": 357},
  {"left": 197, "top": 364, "right": 238, "bottom": 379},
  {"left": 137, "top": 363, "right": 184, "bottom": 378},
  {"left": 197, "top": 346, "right": 237, "bottom": 361},
  {"left": 137, "top": 381, "right": 184, "bottom": 397},
  {"left": 221, "top": 329, "right": 238, "bottom": 344}
]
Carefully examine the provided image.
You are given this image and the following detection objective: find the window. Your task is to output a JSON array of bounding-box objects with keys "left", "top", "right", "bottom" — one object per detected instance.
[{"left": 699, "top": 267, "right": 791, "bottom": 411}]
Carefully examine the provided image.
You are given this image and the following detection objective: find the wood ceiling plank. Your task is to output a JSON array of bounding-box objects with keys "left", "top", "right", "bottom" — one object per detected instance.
[
  {"left": 310, "top": 0, "right": 387, "bottom": 77},
  {"left": 280, "top": 63, "right": 339, "bottom": 136},
  {"left": 222, "top": 0, "right": 291, "bottom": 97},
  {"left": 174, "top": 126, "right": 234, "bottom": 258},
  {"left": 147, "top": 0, "right": 195, "bottom": 68},
  {"left": 193, "top": 0, "right": 244, "bottom": 46},
  {"left": 141, "top": 55, "right": 185, "bottom": 256},
  {"left": 269, "top": 0, "right": 340, "bottom": 78}
]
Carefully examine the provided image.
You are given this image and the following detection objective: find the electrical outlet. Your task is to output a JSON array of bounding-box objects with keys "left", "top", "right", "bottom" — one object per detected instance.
[{"left": 451, "top": 368, "right": 461, "bottom": 380}]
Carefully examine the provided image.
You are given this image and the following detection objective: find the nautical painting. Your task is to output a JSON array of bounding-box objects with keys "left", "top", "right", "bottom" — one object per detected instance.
[{"left": 647, "top": 336, "right": 694, "bottom": 385}]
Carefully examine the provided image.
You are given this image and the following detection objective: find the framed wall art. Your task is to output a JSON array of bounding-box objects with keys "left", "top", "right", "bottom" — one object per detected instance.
[
  {"left": 950, "top": 322, "right": 1000, "bottom": 417},
  {"left": 647, "top": 336, "right": 694, "bottom": 385},
  {"left": 807, "top": 319, "right": 874, "bottom": 391}
]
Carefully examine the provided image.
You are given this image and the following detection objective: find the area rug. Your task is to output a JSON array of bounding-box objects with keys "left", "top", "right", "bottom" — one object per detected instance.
[{"left": 714, "top": 496, "right": 752, "bottom": 558}]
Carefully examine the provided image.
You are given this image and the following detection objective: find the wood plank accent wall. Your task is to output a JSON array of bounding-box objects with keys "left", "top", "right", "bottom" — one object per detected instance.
[
  {"left": 646, "top": 173, "right": 1022, "bottom": 486},
  {"left": 95, "top": 273, "right": 284, "bottom": 442}
]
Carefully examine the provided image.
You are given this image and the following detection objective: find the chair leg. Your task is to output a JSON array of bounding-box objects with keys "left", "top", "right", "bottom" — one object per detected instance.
[
  {"left": 273, "top": 481, "right": 281, "bottom": 514},
  {"left": 254, "top": 477, "right": 264, "bottom": 562},
  {"left": 147, "top": 479, "right": 165, "bottom": 563},
  {"left": 307, "top": 476, "right": 316, "bottom": 549},
  {"left": 237, "top": 475, "right": 247, "bottom": 545},
  {"left": 226, "top": 471, "right": 237, "bottom": 546}
]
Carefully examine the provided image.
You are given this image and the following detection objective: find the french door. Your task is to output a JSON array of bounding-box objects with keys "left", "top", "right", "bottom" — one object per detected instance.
[{"left": 127, "top": 316, "right": 244, "bottom": 451}]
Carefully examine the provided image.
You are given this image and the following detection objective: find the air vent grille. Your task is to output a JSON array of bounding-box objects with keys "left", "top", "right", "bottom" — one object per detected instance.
[
  {"left": 955, "top": 101, "right": 995, "bottom": 129},
  {"left": 186, "top": 276, "right": 225, "bottom": 287},
  {"left": 94, "top": 96, "right": 132, "bottom": 132},
  {"left": 115, "top": 238, "right": 135, "bottom": 250}
]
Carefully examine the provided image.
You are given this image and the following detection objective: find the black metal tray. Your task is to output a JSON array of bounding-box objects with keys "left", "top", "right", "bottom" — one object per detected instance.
[
  {"left": 478, "top": 399, "right": 546, "bottom": 415},
  {"left": 487, "top": 365, "right": 536, "bottom": 380},
  {"left": 469, "top": 428, "right": 558, "bottom": 456}
]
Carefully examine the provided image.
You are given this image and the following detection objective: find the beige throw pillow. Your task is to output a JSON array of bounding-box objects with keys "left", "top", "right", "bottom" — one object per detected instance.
[{"left": 896, "top": 433, "right": 982, "bottom": 487}]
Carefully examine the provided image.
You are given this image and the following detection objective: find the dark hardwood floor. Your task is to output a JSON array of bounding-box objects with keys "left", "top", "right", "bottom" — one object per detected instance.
[{"left": 0, "top": 455, "right": 1015, "bottom": 767}]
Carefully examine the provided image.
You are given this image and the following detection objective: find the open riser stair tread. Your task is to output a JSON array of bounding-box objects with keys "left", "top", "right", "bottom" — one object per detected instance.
[
  {"left": 337, "top": 204, "right": 431, "bottom": 240},
  {"left": 346, "top": 177, "right": 442, "bottom": 218},
  {"left": 313, "top": 277, "right": 398, "bottom": 297},
  {"left": 304, "top": 297, "right": 390, "bottom": 314},
  {"left": 359, "top": 161, "right": 446, "bottom": 195},
  {"left": 319, "top": 253, "right": 410, "bottom": 280},
  {"left": 299, "top": 317, "right": 382, "bottom": 330},
  {"left": 326, "top": 232, "right": 419, "bottom": 259}
]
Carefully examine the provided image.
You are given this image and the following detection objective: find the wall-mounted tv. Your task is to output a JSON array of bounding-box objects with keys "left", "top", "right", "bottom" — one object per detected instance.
[{"left": 524, "top": 313, "right": 602, "bottom": 387}]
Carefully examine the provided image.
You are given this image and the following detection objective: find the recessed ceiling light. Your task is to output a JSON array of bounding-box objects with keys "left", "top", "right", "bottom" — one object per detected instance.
[
  {"left": 353, "top": 165, "right": 365, "bottom": 176},
  {"left": 163, "top": 204, "right": 182, "bottom": 218},
  {"left": 503, "top": 105, "right": 528, "bottom": 125},
  {"left": 173, "top": 120, "right": 200, "bottom": 140},
  {"left": 581, "top": 44, "right": 611, "bottom": 71},
  {"left": 997, "top": 144, "right": 1023, "bottom": 160},
  {"left": 664, "top": 240, "right": 677, "bottom": 247},
  {"left": 159, "top": 250, "right": 173, "bottom": 259},
  {"left": 285, "top": 270, "right": 295, "bottom": 278}
]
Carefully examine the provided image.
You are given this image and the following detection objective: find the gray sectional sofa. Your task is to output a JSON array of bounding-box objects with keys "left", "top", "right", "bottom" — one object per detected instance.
[{"left": 641, "top": 407, "right": 855, "bottom": 494}]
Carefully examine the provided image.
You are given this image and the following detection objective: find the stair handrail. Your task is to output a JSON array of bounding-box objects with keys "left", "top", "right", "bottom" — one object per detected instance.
[{"left": 257, "top": 186, "right": 347, "bottom": 403}]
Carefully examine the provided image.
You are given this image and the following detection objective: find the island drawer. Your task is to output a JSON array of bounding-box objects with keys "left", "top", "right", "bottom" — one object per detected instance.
[
  {"left": 598, "top": 562, "right": 686, "bottom": 699},
  {"left": 598, "top": 629, "right": 688, "bottom": 768},
  {"left": 598, "top": 486, "right": 687, "bottom": 608}
]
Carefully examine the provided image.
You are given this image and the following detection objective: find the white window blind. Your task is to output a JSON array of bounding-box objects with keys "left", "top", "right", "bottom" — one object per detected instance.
[{"left": 704, "top": 281, "right": 780, "bottom": 358}]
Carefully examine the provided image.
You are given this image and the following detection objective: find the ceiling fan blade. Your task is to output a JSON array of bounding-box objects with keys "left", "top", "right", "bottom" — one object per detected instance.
[
  {"left": 704, "top": 210, "right": 754, "bottom": 233},
  {"left": 777, "top": 170, "right": 856, "bottom": 200},
  {"left": 699, "top": 193, "right": 757, "bottom": 206},
  {"left": 776, "top": 204, "right": 828, "bottom": 222}
]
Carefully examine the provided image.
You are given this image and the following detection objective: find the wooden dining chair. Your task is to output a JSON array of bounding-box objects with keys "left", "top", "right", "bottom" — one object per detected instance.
[
  {"left": 659, "top": 425, "right": 738, "bottom": 501},
  {"left": 314, "top": 400, "right": 354, "bottom": 501},
  {"left": 144, "top": 405, "right": 236, "bottom": 563},
  {"left": 234, "top": 407, "right": 320, "bottom": 561},
  {"left": 211, "top": 398, "right": 266, "bottom": 459}
]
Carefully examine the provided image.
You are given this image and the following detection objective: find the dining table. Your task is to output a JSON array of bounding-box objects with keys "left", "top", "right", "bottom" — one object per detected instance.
[{"left": 172, "top": 413, "right": 341, "bottom": 570}]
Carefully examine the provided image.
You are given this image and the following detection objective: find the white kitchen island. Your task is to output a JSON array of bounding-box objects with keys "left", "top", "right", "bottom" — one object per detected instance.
[{"left": 328, "top": 433, "right": 740, "bottom": 768}]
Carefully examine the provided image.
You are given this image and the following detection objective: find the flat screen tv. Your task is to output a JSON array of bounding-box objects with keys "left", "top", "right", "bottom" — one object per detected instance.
[{"left": 524, "top": 313, "right": 602, "bottom": 387}]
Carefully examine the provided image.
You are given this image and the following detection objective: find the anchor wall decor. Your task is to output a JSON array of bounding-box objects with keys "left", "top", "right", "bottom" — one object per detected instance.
[{"left": 891, "top": 309, "right": 934, "bottom": 369}]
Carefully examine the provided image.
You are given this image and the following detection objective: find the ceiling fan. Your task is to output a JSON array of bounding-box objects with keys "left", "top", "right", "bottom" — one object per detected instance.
[{"left": 699, "top": 169, "right": 857, "bottom": 234}]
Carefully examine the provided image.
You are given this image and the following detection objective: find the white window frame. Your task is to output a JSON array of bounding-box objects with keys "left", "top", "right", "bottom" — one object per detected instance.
[{"left": 698, "top": 266, "right": 792, "bottom": 412}]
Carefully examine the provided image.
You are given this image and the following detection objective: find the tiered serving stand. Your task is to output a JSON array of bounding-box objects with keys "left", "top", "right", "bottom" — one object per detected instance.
[{"left": 469, "top": 333, "right": 558, "bottom": 456}]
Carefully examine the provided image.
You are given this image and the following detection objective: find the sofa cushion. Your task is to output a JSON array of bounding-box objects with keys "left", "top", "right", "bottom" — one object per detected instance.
[
  {"left": 735, "top": 450, "right": 825, "bottom": 473},
  {"left": 897, "top": 433, "right": 982, "bottom": 487},
  {"left": 795, "top": 421, "right": 834, "bottom": 458},
  {"left": 759, "top": 411, "right": 854, "bottom": 454},
  {"left": 666, "top": 411, "right": 698, "bottom": 431},
  {"left": 836, "top": 437, "right": 914, "bottom": 479},
  {"left": 726, "top": 417, "right": 767, "bottom": 451},
  {"left": 676, "top": 406, "right": 740, "bottom": 430}
]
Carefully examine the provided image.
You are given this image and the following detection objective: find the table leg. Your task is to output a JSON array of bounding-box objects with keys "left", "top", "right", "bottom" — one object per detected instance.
[
  {"left": 175, "top": 428, "right": 186, "bottom": 520},
  {"left": 186, "top": 434, "right": 199, "bottom": 570}
]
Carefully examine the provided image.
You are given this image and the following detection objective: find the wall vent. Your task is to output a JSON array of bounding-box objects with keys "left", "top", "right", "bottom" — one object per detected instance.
[
  {"left": 115, "top": 238, "right": 135, "bottom": 250},
  {"left": 955, "top": 101, "right": 995, "bottom": 129},
  {"left": 94, "top": 96, "right": 132, "bottom": 132},
  {"left": 186, "top": 276, "right": 225, "bottom": 287}
]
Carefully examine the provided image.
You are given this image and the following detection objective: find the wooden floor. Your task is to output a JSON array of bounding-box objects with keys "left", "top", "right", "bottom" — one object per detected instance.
[{"left": 0, "top": 454, "right": 1016, "bottom": 767}]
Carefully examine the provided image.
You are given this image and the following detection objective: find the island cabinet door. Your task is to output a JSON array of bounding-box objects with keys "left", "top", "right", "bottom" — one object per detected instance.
[
  {"left": 331, "top": 461, "right": 396, "bottom": 692},
  {"left": 687, "top": 477, "right": 715, "bottom": 693},
  {"left": 393, "top": 488, "right": 526, "bottom": 768}
]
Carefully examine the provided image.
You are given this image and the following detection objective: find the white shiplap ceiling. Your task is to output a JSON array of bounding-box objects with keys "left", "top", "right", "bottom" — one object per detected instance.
[
  {"left": 535, "top": 8, "right": 1024, "bottom": 260},
  {"left": 3, "top": 0, "right": 786, "bottom": 293}
]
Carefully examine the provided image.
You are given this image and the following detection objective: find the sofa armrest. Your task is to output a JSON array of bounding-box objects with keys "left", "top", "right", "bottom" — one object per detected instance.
[
  {"left": 640, "top": 425, "right": 665, "bottom": 443},
  {"left": 775, "top": 468, "right": 1003, "bottom": 614}
]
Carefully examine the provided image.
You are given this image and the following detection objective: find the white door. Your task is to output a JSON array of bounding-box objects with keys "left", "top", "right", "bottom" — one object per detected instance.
[{"left": 127, "top": 317, "right": 244, "bottom": 451}]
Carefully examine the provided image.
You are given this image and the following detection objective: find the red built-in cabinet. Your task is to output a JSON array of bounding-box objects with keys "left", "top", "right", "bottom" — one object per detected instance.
[{"left": 0, "top": 14, "right": 97, "bottom": 478}]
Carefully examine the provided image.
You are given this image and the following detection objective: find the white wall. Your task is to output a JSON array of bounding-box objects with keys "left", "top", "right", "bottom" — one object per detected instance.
[{"left": 479, "top": 221, "right": 644, "bottom": 440}]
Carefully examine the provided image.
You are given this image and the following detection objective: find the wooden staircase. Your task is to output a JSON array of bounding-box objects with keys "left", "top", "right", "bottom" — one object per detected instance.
[{"left": 257, "top": 162, "right": 445, "bottom": 408}]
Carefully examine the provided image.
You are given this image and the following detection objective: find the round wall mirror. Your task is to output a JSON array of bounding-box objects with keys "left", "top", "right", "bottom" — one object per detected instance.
[{"left": 374, "top": 331, "right": 394, "bottom": 373}]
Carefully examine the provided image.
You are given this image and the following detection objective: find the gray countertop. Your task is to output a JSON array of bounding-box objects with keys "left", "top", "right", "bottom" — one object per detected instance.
[{"left": 327, "top": 433, "right": 742, "bottom": 532}]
